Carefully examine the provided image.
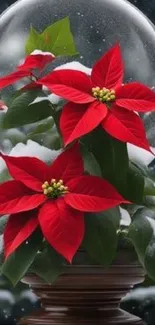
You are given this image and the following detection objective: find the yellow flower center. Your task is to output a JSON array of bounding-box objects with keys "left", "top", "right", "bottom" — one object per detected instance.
[
  {"left": 42, "top": 179, "right": 69, "bottom": 198},
  {"left": 92, "top": 86, "right": 116, "bottom": 103}
]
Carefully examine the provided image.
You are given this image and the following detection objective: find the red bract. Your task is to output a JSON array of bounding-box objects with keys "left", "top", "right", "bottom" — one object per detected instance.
[
  {"left": 0, "top": 51, "right": 55, "bottom": 89},
  {"left": 0, "top": 144, "right": 127, "bottom": 262},
  {"left": 17, "top": 51, "right": 55, "bottom": 71},
  {"left": 37, "top": 44, "right": 155, "bottom": 151}
]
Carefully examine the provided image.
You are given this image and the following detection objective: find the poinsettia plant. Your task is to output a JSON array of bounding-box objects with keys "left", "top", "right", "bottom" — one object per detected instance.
[{"left": 0, "top": 17, "right": 155, "bottom": 286}]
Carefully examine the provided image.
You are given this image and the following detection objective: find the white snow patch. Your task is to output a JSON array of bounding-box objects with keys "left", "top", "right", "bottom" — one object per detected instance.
[
  {"left": 0, "top": 291, "right": 15, "bottom": 304},
  {"left": 127, "top": 143, "right": 155, "bottom": 166},
  {"left": 0, "top": 235, "right": 3, "bottom": 253},
  {"left": 30, "top": 93, "right": 61, "bottom": 105},
  {"left": 30, "top": 96, "right": 49, "bottom": 105},
  {"left": 20, "top": 290, "right": 38, "bottom": 303},
  {"left": 0, "top": 140, "right": 62, "bottom": 173},
  {"left": 31, "top": 49, "right": 55, "bottom": 57},
  {"left": 55, "top": 61, "right": 91, "bottom": 75},
  {"left": 124, "top": 286, "right": 155, "bottom": 301},
  {"left": 48, "top": 93, "right": 62, "bottom": 105},
  {"left": 146, "top": 216, "right": 155, "bottom": 234},
  {"left": 120, "top": 207, "right": 131, "bottom": 226}
]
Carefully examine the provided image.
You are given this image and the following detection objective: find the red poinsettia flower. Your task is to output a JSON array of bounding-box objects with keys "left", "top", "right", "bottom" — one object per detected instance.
[
  {"left": 37, "top": 44, "right": 155, "bottom": 151},
  {"left": 0, "top": 144, "right": 126, "bottom": 262},
  {"left": 0, "top": 50, "right": 55, "bottom": 89}
]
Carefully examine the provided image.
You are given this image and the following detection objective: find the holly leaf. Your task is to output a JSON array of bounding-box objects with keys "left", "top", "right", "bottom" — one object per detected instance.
[
  {"left": 25, "top": 17, "right": 78, "bottom": 57},
  {"left": 31, "top": 244, "right": 65, "bottom": 283},
  {"left": 83, "top": 207, "right": 120, "bottom": 266},
  {"left": 1, "top": 230, "right": 42, "bottom": 285}
]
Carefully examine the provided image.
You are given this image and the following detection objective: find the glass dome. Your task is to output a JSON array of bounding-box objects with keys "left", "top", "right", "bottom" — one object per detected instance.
[
  {"left": 0, "top": 0, "right": 155, "bottom": 84},
  {"left": 0, "top": 0, "right": 155, "bottom": 144}
]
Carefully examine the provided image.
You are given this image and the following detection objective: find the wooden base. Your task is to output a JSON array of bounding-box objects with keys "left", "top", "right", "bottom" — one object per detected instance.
[
  {"left": 19, "top": 309, "right": 143, "bottom": 324},
  {"left": 19, "top": 260, "right": 145, "bottom": 325}
]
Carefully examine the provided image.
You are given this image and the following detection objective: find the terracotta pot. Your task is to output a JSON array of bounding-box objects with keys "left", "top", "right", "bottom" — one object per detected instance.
[{"left": 19, "top": 251, "right": 145, "bottom": 325}]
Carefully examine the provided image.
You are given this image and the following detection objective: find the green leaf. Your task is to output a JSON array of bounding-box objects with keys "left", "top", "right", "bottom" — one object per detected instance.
[
  {"left": 0, "top": 169, "right": 11, "bottom": 184},
  {"left": 83, "top": 128, "right": 144, "bottom": 203},
  {"left": 83, "top": 207, "right": 120, "bottom": 266},
  {"left": 25, "top": 26, "right": 43, "bottom": 54},
  {"left": 2, "top": 91, "right": 54, "bottom": 128},
  {"left": 25, "top": 17, "right": 78, "bottom": 57},
  {"left": 144, "top": 177, "right": 155, "bottom": 196},
  {"left": 124, "top": 164, "right": 144, "bottom": 203},
  {"left": 42, "top": 17, "right": 78, "bottom": 56},
  {"left": 84, "top": 127, "right": 129, "bottom": 187},
  {"left": 143, "top": 196, "right": 155, "bottom": 209},
  {"left": 128, "top": 208, "right": 155, "bottom": 280},
  {"left": 28, "top": 117, "right": 54, "bottom": 137},
  {"left": 28, "top": 128, "right": 61, "bottom": 150},
  {"left": 0, "top": 235, "right": 4, "bottom": 266},
  {"left": 145, "top": 235, "right": 155, "bottom": 282},
  {"left": 143, "top": 275, "right": 155, "bottom": 287},
  {"left": 80, "top": 143, "right": 101, "bottom": 176},
  {"left": 31, "top": 244, "right": 65, "bottom": 283},
  {"left": 1, "top": 230, "right": 42, "bottom": 285},
  {"left": 0, "top": 216, "right": 9, "bottom": 235}
]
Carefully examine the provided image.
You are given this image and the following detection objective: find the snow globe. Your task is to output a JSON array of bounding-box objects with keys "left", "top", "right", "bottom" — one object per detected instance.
[{"left": 0, "top": 1, "right": 155, "bottom": 325}]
